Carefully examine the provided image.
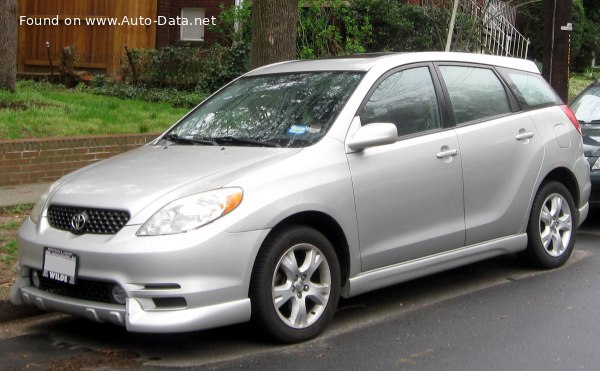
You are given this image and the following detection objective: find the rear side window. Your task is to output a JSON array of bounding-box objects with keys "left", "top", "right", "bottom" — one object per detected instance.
[
  {"left": 439, "top": 65, "right": 512, "bottom": 124},
  {"left": 499, "top": 68, "right": 561, "bottom": 108}
]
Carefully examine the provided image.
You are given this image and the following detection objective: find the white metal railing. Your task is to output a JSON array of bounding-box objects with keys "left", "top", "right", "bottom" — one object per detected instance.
[{"left": 423, "top": 0, "right": 530, "bottom": 59}]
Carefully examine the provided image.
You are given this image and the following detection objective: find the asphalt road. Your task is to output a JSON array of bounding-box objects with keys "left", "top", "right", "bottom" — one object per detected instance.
[{"left": 2, "top": 214, "right": 600, "bottom": 370}]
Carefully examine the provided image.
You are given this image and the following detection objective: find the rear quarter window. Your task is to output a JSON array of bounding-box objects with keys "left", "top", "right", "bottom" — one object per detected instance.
[{"left": 498, "top": 68, "right": 561, "bottom": 108}]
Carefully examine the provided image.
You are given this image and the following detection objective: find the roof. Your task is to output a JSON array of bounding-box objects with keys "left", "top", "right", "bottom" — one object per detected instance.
[{"left": 245, "top": 52, "right": 540, "bottom": 76}]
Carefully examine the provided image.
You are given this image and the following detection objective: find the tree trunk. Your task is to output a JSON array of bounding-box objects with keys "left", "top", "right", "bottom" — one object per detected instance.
[
  {"left": 542, "top": 0, "right": 572, "bottom": 102},
  {"left": 251, "top": 0, "right": 298, "bottom": 69},
  {"left": 0, "top": 0, "right": 17, "bottom": 92}
]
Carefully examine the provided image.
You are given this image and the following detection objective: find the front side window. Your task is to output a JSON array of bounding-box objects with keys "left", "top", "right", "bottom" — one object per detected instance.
[
  {"left": 166, "top": 72, "right": 363, "bottom": 148},
  {"left": 439, "top": 65, "right": 511, "bottom": 124},
  {"left": 360, "top": 67, "right": 441, "bottom": 137}
]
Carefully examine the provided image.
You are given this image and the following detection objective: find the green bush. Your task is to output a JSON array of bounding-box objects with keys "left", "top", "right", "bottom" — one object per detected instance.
[
  {"left": 208, "top": 1, "right": 252, "bottom": 46},
  {"left": 298, "top": 0, "right": 372, "bottom": 59},
  {"left": 84, "top": 83, "right": 208, "bottom": 108},
  {"left": 350, "top": 0, "right": 434, "bottom": 52},
  {"left": 197, "top": 42, "right": 250, "bottom": 94},
  {"left": 572, "top": 0, "right": 600, "bottom": 72},
  {"left": 121, "top": 46, "right": 207, "bottom": 90},
  {"left": 116, "top": 3, "right": 252, "bottom": 95}
]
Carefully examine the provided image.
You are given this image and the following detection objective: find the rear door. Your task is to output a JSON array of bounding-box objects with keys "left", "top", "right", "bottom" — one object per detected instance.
[{"left": 436, "top": 64, "right": 545, "bottom": 245}]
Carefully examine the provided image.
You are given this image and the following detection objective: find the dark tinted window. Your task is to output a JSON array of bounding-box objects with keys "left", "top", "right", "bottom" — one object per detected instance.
[
  {"left": 439, "top": 65, "right": 511, "bottom": 124},
  {"left": 360, "top": 67, "right": 441, "bottom": 137}
]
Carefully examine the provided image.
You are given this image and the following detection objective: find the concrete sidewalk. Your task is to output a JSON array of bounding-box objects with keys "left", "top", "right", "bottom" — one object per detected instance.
[{"left": 0, "top": 182, "right": 53, "bottom": 208}]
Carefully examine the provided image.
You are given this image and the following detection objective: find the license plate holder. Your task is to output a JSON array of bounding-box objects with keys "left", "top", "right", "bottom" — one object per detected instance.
[{"left": 42, "top": 247, "right": 78, "bottom": 285}]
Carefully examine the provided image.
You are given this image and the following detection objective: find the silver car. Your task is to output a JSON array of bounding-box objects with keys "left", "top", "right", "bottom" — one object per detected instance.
[{"left": 11, "top": 52, "right": 590, "bottom": 343}]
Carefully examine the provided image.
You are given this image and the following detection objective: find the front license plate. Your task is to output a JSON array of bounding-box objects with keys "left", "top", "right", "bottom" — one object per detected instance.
[{"left": 42, "top": 247, "right": 78, "bottom": 285}]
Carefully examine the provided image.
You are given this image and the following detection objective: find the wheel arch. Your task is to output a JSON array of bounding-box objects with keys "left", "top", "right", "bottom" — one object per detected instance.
[
  {"left": 254, "top": 211, "right": 351, "bottom": 292},
  {"left": 539, "top": 167, "right": 580, "bottom": 209}
]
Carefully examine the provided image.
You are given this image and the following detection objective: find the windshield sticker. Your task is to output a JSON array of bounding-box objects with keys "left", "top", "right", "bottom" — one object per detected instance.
[
  {"left": 308, "top": 125, "right": 322, "bottom": 134},
  {"left": 288, "top": 125, "right": 308, "bottom": 135}
]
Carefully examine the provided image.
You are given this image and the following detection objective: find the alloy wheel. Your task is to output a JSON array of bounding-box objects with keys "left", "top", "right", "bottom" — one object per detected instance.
[
  {"left": 538, "top": 192, "right": 572, "bottom": 257},
  {"left": 271, "top": 243, "right": 332, "bottom": 329}
]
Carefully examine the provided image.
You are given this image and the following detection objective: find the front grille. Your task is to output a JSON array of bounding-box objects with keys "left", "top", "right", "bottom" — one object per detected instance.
[
  {"left": 38, "top": 274, "right": 120, "bottom": 305},
  {"left": 47, "top": 205, "right": 130, "bottom": 235}
]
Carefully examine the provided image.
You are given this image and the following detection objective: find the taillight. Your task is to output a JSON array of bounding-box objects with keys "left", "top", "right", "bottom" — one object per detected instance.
[{"left": 560, "top": 105, "right": 582, "bottom": 135}]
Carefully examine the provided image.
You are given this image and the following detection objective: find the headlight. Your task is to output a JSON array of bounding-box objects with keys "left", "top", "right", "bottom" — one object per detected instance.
[
  {"left": 136, "top": 188, "right": 243, "bottom": 236},
  {"left": 592, "top": 157, "right": 600, "bottom": 171},
  {"left": 30, "top": 183, "right": 56, "bottom": 224}
]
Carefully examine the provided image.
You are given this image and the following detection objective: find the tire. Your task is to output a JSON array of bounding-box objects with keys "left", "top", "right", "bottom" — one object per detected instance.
[
  {"left": 250, "top": 225, "right": 341, "bottom": 343},
  {"left": 524, "top": 181, "right": 577, "bottom": 269}
]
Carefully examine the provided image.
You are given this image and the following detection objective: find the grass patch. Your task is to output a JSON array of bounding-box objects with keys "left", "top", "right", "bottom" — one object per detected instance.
[
  {"left": 569, "top": 74, "right": 595, "bottom": 101},
  {"left": 0, "top": 80, "right": 190, "bottom": 140},
  {"left": 569, "top": 68, "right": 600, "bottom": 100},
  {"left": 0, "top": 220, "right": 21, "bottom": 230},
  {"left": 1, "top": 240, "right": 17, "bottom": 265},
  {"left": 0, "top": 204, "right": 33, "bottom": 265}
]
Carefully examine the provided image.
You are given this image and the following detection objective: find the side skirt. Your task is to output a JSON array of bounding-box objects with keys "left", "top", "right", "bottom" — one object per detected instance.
[{"left": 343, "top": 234, "right": 527, "bottom": 298}]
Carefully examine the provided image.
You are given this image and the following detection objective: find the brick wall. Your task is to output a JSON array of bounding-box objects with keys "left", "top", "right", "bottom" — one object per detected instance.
[
  {"left": 0, "top": 133, "right": 160, "bottom": 186},
  {"left": 156, "top": 0, "right": 234, "bottom": 47}
]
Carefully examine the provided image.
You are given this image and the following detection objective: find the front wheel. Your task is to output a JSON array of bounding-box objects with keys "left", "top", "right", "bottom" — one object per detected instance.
[
  {"left": 250, "top": 225, "right": 341, "bottom": 343},
  {"left": 524, "top": 181, "right": 577, "bottom": 269}
]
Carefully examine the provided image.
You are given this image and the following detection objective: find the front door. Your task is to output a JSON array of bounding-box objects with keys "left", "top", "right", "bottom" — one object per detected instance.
[{"left": 347, "top": 65, "right": 466, "bottom": 272}]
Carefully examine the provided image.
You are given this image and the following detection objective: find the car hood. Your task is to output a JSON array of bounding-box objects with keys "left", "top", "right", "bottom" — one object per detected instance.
[
  {"left": 582, "top": 126, "right": 600, "bottom": 156},
  {"left": 47, "top": 144, "right": 300, "bottom": 215}
]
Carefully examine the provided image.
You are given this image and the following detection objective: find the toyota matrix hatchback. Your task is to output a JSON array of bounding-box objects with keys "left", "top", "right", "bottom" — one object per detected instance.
[{"left": 11, "top": 52, "right": 590, "bottom": 343}]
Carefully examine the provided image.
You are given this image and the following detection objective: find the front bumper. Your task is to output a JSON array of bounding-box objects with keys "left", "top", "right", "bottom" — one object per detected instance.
[
  {"left": 15, "top": 284, "right": 250, "bottom": 332},
  {"left": 11, "top": 217, "right": 268, "bottom": 332}
]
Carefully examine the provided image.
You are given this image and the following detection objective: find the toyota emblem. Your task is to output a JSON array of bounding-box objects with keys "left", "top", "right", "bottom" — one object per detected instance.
[{"left": 70, "top": 212, "right": 88, "bottom": 232}]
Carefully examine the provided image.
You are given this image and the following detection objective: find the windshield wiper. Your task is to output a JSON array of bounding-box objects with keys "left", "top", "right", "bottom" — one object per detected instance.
[
  {"left": 582, "top": 120, "right": 600, "bottom": 125},
  {"left": 163, "top": 134, "right": 217, "bottom": 146},
  {"left": 211, "top": 136, "right": 281, "bottom": 148}
]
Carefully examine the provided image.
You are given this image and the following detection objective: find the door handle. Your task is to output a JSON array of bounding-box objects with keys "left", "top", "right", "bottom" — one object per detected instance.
[
  {"left": 515, "top": 132, "right": 534, "bottom": 140},
  {"left": 436, "top": 149, "right": 459, "bottom": 158}
]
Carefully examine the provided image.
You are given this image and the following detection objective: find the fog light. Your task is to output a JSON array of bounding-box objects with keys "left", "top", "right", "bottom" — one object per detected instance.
[
  {"left": 31, "top": 270, "right": 41, "bottom": 288},
  {"left": 111, "top": 284, "right": 127, "bottom": 305}
]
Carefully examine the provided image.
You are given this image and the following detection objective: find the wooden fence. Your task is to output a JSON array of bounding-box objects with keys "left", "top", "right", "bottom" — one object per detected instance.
[{"left": 17, "top": 0, "right": 157, "bottom": 75}]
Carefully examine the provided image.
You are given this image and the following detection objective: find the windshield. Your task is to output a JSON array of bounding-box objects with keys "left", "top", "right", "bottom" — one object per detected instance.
[
  {"left": 164, "top": 71, "right": 363, "bottom": 148},
  {"left": 571, "top": 85, "right": 600, "bottom": 124}
]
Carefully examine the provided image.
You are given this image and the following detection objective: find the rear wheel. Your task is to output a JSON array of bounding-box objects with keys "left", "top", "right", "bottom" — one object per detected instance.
[
  {"left": 524, "top": 181, "right": 576, "bottom": 268},
  {"left": 250, "top": 225, "right": 340, "bottom": 343}
]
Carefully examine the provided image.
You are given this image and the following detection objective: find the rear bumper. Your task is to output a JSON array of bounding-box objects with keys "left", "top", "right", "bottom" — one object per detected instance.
[{"left": 579, "top": 202, "right": 589, "bottom": 227}]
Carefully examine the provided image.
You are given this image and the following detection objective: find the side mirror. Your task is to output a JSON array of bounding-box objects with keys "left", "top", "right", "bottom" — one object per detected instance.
[{"left": 347, "top": 122, "right": 398, "bottom": 151}]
